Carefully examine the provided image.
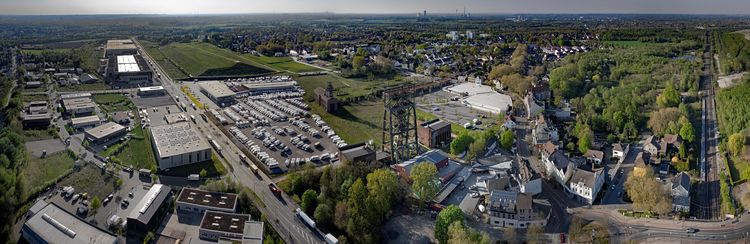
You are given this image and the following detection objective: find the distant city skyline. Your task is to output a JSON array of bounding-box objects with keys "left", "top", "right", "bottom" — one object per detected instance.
[{"left": 1, "top": 0, "right": 749, "bottom": 15}]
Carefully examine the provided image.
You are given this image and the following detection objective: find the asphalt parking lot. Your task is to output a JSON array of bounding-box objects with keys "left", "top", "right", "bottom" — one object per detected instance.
[
  {"left": 231, "top": 115, "right": 340, "bottom": 171},
  {"left": 415, "top": 90, "right": 495, "bottom": 129},
  {"left": 131, "top": 93, "right": 176, "bottom": 108},
  {"left": 25, "top": 138, "right": 66, "bottom": 157}
]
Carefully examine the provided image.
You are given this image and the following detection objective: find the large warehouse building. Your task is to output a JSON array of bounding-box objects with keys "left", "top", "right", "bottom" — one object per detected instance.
[
  {"left": 447, "top": 82, "right": 513, "bottom": 114},
  {"left": 150, "top": 122, "right": 212, "bottom": 169},
  {"left": 22, "top": 201, "right": 118, "bottom": 244},
  {"left": 103, "top": 39, "right": 153, "bottom": 87},
  {"left": 105, "top": 39, "right": 138, "bottom": 56},
  {"left": 84, "top": 122, "right": 127, "bottom": 144},
  {"left": 199, "top": 81, "right": 236, "bottom": 107}
]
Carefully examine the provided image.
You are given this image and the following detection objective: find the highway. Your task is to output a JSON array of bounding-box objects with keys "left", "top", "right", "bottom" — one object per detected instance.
[{"left": 133, "top": 38, "right": 325, "bottom": 244}]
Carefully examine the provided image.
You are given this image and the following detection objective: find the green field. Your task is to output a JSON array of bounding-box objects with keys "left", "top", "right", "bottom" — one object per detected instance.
[
  {"left": 92, "top": 93, "right": 134, "bottom": 113},
  {"left": 311, "top": 101, "right": 384, "bottom": 145},
  {"left": 56, "top": 82, "right": 110, "bottom": 92},
  {"left": 296, "top": 73, "right": 405, "bottom": 100},
  {"left": 20, "top": 151, "right": 75, "bottom": 199},
  {"left": 243, "top": 55, "right": 321, "bottom": 73},
  {"left": 145, "top": 42, "right": 275, "bottom": 79},
  {"left": 604, "top": 40, "right": 650, "bottom": 47},
  {"left": 101, "top": 123, "right": 157, "bottom": 170},
  {"left": 22, "top": 94, "right": 48, "bottom": 102}
]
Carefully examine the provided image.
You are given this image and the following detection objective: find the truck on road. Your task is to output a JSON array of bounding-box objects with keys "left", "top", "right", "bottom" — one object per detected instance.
[
  {"left": 296, "top": 208, "right": 316, "bottom": 229},
  {"left": 250, "top": 164, "right": 259, "bottom": 174}
]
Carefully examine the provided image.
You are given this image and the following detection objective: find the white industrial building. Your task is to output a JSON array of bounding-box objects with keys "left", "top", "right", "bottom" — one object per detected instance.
[
  {"left": 22, "top": 201, "right": 118, "bottom": 244},
  {"left": 447, "top": 82, "right": 513, "bottom": 114},
  {"left": 198, "top": 211, "right": 263, "bottom": 243},
  {"left": 137, "top": 86, "right": 165, "bottom": 96},
  {"left": 103, "top": 39, "right": 152, "bottom": 87},
  {"left": 176, "top": 188, "right": 238, "bottom": 214},
  {"left": 150, "top": 122, "right": 212, "bottom": 169}
]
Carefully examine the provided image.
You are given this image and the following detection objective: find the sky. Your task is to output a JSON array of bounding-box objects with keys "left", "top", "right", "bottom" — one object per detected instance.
[{"left": 0, "top": 0, "right": 749, "bottom": 15}]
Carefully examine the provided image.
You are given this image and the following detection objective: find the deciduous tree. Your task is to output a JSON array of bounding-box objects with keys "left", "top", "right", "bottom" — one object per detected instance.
[
  {"left": 435, "top": 205, "right": 464, "bottom": 244},
  {"left": 411, "top": 162, "right": 439, "bottom": 204}
]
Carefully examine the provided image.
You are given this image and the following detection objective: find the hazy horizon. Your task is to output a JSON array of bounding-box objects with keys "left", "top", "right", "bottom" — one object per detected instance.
[{"left": 1, "top": 0, "right": 749, "bottom": 15}]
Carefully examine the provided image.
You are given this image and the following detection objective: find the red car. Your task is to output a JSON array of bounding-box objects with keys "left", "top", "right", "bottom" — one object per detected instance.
[
  {"left": 560, "top": 233, "right": 566, "bottom": 243},
  {"left": 268, "top": 184, "right": 281, "bottom": 196}
]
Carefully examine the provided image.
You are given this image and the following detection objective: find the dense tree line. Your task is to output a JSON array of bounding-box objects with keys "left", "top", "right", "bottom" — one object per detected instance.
[
  {"left": 717, "top": 80, "right": 750, "bottom": 136},
  {"left": 550, "top": 40, "right": 700, "bottom": 142},
  {"left": 281, "top": 162, "right": 400, "bottom": 243},
  {"left": 716, "top": 32, "right": 750, "bottom": 74}
]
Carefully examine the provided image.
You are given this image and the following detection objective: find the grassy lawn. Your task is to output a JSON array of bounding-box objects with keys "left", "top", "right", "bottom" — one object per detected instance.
[
  {"left": 21, "top": 48, "right": 72, "bottom": 55},
  {"left": 92, "top": 93, "right": 134, "bottom": 113},
  {"left": 22, "top": 94, "right": 48, "bottom": 102},
  {"left": 243, "top": 55, "right": 321, "bottom": 73},
  {"left": 23, "top": 128, "right": 58, "bottom": 141},
  {"left": 296, "top": 73, "right": 405, "bottom": 100},
  {"left": 311, "top": 101, "right": 384, "bottom": 145},
  {"left": 57, "top": 82, "right": 111, "bottom": 92},
  {"left": 20, "top": 150, "right": 75, "bottom": 199},
  {"left": 102, "top": 123, "right": 157, "bottom": 170},
  {"left": 158, "top": 153, "right": 227, "bottom": 177},
  {"left": 57, "top": 163, "right": 116, "bottom": 201},
  {"left": 153, "top": 42, "right": 274, "bottom": 78}
]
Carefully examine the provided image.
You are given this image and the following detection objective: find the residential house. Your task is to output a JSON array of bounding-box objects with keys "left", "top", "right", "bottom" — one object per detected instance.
[
  {"left": 612, "top": 143, "right": 629, "bottom": 159},
  {"left": 524, "top": 92, "right": 543, "bottom": 119},
  {"left": 670, "top": 172, "right": 691, "bottom": 213},
  {"left": 567, "top": 167, "right": 605, "bottom": 205},
  {"left": 488, "top": 190, "right": 544, "bottom": 228},
  {"left": 541, "top": 142, "right": 573, "bottom": 185},
  {"left": 584, "top": 149, "right": 604, "bottom": 165},
  {"left": 532, "top": 115, "right": 559, "bottom": 145},
  {"left": 644, "top": 136, "right": 660, "bottom": 157},
  {"left": 660, "top": 134, "right": 683, "bottom": 158}
]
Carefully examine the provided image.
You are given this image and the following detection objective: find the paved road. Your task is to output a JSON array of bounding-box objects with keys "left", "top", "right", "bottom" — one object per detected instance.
[
  {"left": 572, "top": 206, "right": 750, "bottom": 242},
  {"left": 133, "top": 38, "right": 324, "bottom": 244}
]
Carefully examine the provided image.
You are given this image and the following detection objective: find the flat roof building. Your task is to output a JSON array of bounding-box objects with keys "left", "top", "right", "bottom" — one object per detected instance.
[
  {"left": 104, "top": 52, "right": 152, "bottom": 87},
  {"left": 150, "top": 122, "right": 212, "bottom": 169},
  {"left": 137, "top": 86, "right": 165, "bottom": 96},
  {"left": 61, "top": 97, "right": 96, "bottom": 116},
  {"left": 340, "top": 143, "right": 376, "bottom": 164},
  {"left": 176, "top": 188, "right": 238, "bottom": 214},
  {"left": 60, "top": 93, "right": 91, "bottom": 100},
  {"left": 22, "top": 202, "right": 118, "bottom": 244},
  {"left": 200, "top": 81, "right": 236, "bottom": 107},
  {"left": 71, "top": 115, "right": 102, "bottom": 129},
  {"left": 198, "top": 211, "right": 263, "bottom": 243},
  {"left": 84, "top": 122, "right": 127, "bottom": 144},
  {"left": 127, "top": 184, "right": 173, "bottom": 236},
  {"left": 105, "top": 39, "right": 138, "bottom": 56}
]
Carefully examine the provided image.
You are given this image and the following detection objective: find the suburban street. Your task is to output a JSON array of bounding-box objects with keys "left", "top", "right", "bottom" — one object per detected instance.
[{"left": 133, "top": 38, "right": 325, "bottom": 244}]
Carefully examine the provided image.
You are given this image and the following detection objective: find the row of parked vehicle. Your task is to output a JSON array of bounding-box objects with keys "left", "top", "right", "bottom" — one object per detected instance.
[
  {"left": 290, "top": 118, "right": 321, "bottom": 138},
  {"left": 285, "top": 98, "right": 309, "bottom": 110},
  {"left": 248, "top": 143, "right": 280, "bottom": 170},
  {"left": 265, "top": 99, "right": 309, "bottom": 117},
  {"left": 244, "top": 100, "right": 287, "bottom": 122},
  {"left": 229, "top": 103, "right": 271, "bottom": 126},
  {"left": 312, "top": 115, "right": 348, "bottom": 148}
]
